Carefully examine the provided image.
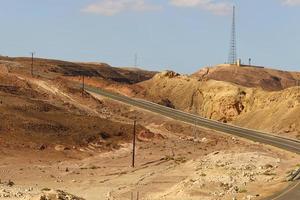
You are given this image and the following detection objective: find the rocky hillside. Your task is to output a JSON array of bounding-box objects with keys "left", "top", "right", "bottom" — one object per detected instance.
[
  {"left": 137, "top": 71, "right": 300, "bottom": 139},
  {"left": 192, "top": 64, "right": 300, "bottom": 91},
  {"left": 0, "top": 70, "right": 149, "bottom": 152},
  {"left": 0, "top": 56, "right": 157, "bottom": 84}
]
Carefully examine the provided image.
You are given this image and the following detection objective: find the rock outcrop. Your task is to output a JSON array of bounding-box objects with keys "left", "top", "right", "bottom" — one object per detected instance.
[{"left": 137, "top": 71, "right": 300, "bottom": 139}]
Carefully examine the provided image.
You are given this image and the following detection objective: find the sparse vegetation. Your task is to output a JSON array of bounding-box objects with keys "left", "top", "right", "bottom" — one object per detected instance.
[{"left": 239, "top": 188, "right": 248, "bottom": 193}]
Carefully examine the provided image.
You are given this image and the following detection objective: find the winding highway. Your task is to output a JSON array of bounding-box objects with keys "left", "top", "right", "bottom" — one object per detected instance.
[
  {"left": 84, "top": 85, "right": 300, "bottom": 200},
  {"left": 85, "top": 85, "right": 300, "bottom": 154}
]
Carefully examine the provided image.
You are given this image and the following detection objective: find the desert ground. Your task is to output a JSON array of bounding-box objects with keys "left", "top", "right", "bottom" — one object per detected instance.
[{"left": 0, "top": 57, "right": 299, "bottom": 200}]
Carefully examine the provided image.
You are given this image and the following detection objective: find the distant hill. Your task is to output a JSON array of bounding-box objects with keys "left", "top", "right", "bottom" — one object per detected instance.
[
  {"left": 0, "top": 56, "right": 157, "bottom": 84},
  {"left": 192, "top": 64, "right": 300, "bottom": 91}
]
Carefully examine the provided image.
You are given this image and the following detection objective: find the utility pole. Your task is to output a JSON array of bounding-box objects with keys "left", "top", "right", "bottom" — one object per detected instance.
[
  {"left": 132, "top": 120, "right": 137, "bottom": 168},
  {"left": 134, "top": 53, "right": 141, "bottom": 82},
  {"left": 193, "top": 119, "right": 197, "bottom": 152},
  {"left": 30, "top": 52, "right": 35, "bottom": 77},
  {"left": 297, "top": 79, "right": 300, "bottom": 97},
  {"left": 134, "top": 53, "right": 138, "bottom": 67},
  {"left": 131, "top": 191, "right": 139, "bottom": 200},
  {"left": 82, "top": 75, "right": 85, "bottom": 97}
]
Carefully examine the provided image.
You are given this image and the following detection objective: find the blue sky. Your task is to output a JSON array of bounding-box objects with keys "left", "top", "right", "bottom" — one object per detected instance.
[{"left": 0, "top": 0, "right": 300, "bottom": 73}]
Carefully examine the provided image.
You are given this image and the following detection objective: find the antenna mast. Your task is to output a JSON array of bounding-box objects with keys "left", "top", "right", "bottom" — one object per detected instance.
[{"left": 228, "top": 6, "right": 237, "bottom": 65}]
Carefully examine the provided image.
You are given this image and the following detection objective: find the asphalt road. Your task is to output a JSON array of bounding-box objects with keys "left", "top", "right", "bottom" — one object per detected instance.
[
  {"left": 265, "top": 182, "right": 300, "bottom": 200},
  {"left": 84, "top": 85, "right": 300, "bottom": 200},
  {"left": 85, "top": 85, "right": 300, "bottom": 154}
]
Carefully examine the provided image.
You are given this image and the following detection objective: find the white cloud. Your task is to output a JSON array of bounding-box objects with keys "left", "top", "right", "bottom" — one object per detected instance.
[
  {"left": 169, "top": 0, "right": 232, "bottom": 15},
  {"left": 82, "top": 0, "right": 162, "bottom": 16},
  {"left": 282, "top": 0, "right": 300, "bottom": 6},
  {"left": 170, "top": 0, "right": 205, "bottom": 7}
]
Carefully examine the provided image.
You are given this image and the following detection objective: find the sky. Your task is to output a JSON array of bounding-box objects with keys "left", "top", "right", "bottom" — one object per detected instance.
[{"left": 0, "top": 0, "right": 300, "bottom": 73}]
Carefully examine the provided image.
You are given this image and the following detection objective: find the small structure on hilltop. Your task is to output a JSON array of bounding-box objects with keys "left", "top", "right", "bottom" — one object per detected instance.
[{"left": 221, "top": 59, "right": 265, "bottom": 69}]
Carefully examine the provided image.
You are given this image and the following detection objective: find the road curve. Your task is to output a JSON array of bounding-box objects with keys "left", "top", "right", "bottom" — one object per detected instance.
[
  {"left": 264, "top": 182, "right": 300, "bottom": 200},
  {"left": 84, "top": 85, "right": 300, "bottom": 200},
  {"left": 85, "top": 85, "right": 300, "bottom": 154}
]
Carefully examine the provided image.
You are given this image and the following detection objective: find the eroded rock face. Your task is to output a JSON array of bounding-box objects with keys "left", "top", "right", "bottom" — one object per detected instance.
[
  {"left": 139, "top": 73, "right": 248, "bottom": 122},
  {"left": 137, "top": 71, "right": 300, "bottom": 138},
  {"left": 157, "top": 98, "right": 175, "bottom": 109},
  {"left": 216, "top": 97, "right": 245, "bottom": 122},
  {"left": 156, "top": 71, "right": 180, "bottom": 79}
]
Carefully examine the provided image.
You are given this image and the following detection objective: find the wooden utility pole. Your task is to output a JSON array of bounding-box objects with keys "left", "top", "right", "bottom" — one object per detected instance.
[
  {"left": 134, "top": 53, "right": 141, "bottom": 82},
  {"left": 134, "top": 53, "right": 138, "bottom": 67},
  {"left": 297, "top": 80, "right": 300, "bottom": 97},
  {"left": 82, "top": 75, "right": 85, "bottom": 97},
  {"left": 193, "top": 119, "right": 197, "bottom": 152},
  {"left": 132, "top": 120, "right": 137, "bottom": 168},
  {"left": 30, "top": 52, "right": 34, "bottom": 77},
  {"left": 130, "top": 191, "right": 139, "bottom": 200}
]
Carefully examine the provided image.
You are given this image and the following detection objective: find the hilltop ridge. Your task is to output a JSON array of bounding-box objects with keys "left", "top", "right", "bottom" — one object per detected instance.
[{"left": 192, "top": 64, "right": 300, "bottom": 91}]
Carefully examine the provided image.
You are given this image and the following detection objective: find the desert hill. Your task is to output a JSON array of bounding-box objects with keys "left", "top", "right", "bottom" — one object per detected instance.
[
  {"left": 5, "top": 56, "right": 298, "bottom": 140},
  {"left": 137, "top": 70, "right": 300, "bottom": 139},
  {"left": 0, "top": 56, "right": 157, "bottom": 152},
  {"left": 0, "top": 56, "right": 157, "bottom": 84},
  {"left": 192, "top": 64, "right": 300, "bottom": 91},
  {"left": 0, "top": 57, "right": 299, "bottom": 200}
]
